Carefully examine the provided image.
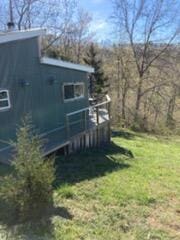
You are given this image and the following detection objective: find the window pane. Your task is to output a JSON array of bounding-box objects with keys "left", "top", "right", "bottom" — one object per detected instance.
[
  {"left": 74, "top": 84, "right": 84, "bottom": 98},
  {"left": 0, "top": 100, "right": 9, "bottom": 108},
  {"left": 64, "top": 85, "right": 74, "bottom": 99},
  {"left": 0, "top": 91, "right": 8, "bottom": 99}
]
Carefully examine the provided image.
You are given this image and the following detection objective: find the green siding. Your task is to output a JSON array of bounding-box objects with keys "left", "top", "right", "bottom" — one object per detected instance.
[{"left": 0, "top": 37, "right": 89, "bottom": 162}]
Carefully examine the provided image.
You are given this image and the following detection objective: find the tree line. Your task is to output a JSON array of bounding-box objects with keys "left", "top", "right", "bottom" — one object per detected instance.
[{"left": 0, "top": 0, "right": 179, "bottom": 133}]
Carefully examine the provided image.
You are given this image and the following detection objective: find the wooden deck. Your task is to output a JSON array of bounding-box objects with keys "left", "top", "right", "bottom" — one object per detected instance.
[
  {"left": 65, "top": 95, "right": 111, "bottom": 153},
  {"left": 66, "top": 95, "right": 111, "bottom": 132},
  {"left": 89, "top": 108, "right": 109, "bottom": 126},
  {"left": 0, "top": 96, "right": 111, "bottom": 163}
]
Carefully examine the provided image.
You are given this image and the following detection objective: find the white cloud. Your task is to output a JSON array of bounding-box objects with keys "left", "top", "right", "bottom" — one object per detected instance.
[
  {"left": 89, "top": 16, "right": 110, "bottom": 41},
  {"left": 90, "top": 19, "right": 107, "bottom": 31},
  {"left": 78, "top": 0, "right": 112, "bottom": 41}
]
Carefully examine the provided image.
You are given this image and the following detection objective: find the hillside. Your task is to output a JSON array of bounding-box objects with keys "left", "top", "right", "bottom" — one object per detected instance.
[{"left": 0, "top": 130, "right": 180, "bottom": 239}]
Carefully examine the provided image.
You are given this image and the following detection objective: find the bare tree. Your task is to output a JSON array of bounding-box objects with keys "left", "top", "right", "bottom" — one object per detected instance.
[
  {"left": 165, "top": 47, "right": 180, "bottom": 128},
  {"left": 112, "top": 0, "right": 180, "bottom": 124},
  {"left": 113, "top": 45, "right": 135, "bottom": 125},
  {"left": 73, "top": 9, "right": 93, "bottom": 63},
  {"left": 13, "top": 0, "right": 39, "bottom": 30},
  {"left": 0, "top": 0, "right": 78, "bottom": 32},
  {"left": 43, "top": 7, "right": 93, "bottom": 63}
]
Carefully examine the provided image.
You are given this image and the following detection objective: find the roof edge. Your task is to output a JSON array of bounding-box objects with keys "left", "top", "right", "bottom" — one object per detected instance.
[
  {"left": 0, "top": 28, "right": 46, "bottom": 44},
  {"left": 40, "top": 57, "right": 94, "bottom": 73}
]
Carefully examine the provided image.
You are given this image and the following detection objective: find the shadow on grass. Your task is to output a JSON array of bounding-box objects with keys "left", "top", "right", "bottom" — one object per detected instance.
[
  {"left": 107, "top": 141, "right": 134, "bottom": 158},
  {"left": 0, "top": 165, "right": 73, "bottom": 238},
  {"left": 54, "top": 142, "right": 134, "bottom": 186},
  {"left": 0, "top": 141, "right": 134, "bottom": 238},
  {"left": 112, "top": 129, "right": 135, "bottom": 139},
  {"left": 0, "top": 200, "right": 73, "bottom": 239}
]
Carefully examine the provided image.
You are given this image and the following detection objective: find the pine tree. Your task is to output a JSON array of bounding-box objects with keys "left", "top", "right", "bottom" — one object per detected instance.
[
  {"left": 84, "top": 43, "right": 109, "bottom": 100},
  {"left": 0, "top": 118, "right": 55, "bottom": 221}
]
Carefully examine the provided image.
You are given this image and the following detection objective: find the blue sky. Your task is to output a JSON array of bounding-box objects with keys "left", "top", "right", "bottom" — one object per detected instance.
[
  {"left": 78, "top": 0, "right": 113, "bottom": 41},
  {"left": 78, "top": 0, "right": 180, "bottom": 44}
]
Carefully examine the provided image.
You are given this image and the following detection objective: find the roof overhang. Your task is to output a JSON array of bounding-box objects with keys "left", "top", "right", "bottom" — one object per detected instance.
[
  {"left": 0, "top": 28, "right": 46, "bottom": 44},
  {"left": 0, "top": 28, "right": 94, "bottom": 73},
  {"left": 41, "top": 57, "right": 94, "bottom": 73}
]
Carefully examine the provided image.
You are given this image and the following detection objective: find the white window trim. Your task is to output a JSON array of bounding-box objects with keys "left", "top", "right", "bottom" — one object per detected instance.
[
  {"left": 0, "top": 90, "right": 11, "bottom": 111},
  {"left": 63, "top": 82, "right": 85, "bottom": 102}
]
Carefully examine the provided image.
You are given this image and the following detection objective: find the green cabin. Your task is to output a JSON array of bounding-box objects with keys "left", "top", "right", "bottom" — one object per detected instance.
[{"left": 0, "top": 29, "right": 110, "bottom": 164}]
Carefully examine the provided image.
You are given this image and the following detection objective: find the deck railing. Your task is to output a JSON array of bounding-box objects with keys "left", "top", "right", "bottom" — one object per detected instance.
[
  {"left": 66, "top": 95, "right": 111, "bottom": 138},
  {"left": 0, "top": 96, "right": 111, "bottom": 159}
]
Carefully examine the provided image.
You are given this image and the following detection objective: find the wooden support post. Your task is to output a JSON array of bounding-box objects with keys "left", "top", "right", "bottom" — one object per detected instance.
[
  {"left": 107, "top": 101, "right": 111, "bottom": 120},
  {"left": 64, "top": 145, "right": 69, "bottom": 156},
  {"left": 95, "top": 106, "right": 100, "bottom": 147},
  {"left": 69, "top": 143, "right": 72, "bottom": 154},
  {"left": 84, "top": 110, "right": 87, "bottom": 130},
  {"left": 107, "top": 101, "right": 111, "bottom": 143},
  {"left": 96, "top": 106, "right": 99, "bottom": 125},
  {"left": 85, "top": 133, "right": 89, "bottom": 148}
]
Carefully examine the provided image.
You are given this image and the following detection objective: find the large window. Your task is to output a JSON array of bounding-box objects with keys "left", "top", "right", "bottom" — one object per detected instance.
[
  {"left": 64, "top": 83, "right": 84, "bottom": 101},
  {"left": 0, "top": 90, "right": 11, "bottom": 111}
]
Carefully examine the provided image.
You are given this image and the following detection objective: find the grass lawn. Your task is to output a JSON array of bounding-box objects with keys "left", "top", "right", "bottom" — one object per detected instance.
[{"left": 0, "top": 130, "right": 180, "bottom": 239}]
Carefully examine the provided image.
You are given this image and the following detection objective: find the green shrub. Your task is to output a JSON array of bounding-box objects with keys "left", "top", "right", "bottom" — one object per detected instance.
[{"left": 0, "top": 118, "right": 56, "bottom": 222}]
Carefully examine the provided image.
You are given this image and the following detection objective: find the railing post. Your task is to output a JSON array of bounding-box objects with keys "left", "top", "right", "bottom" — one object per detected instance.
[
  {"left": 96, "top": 106, "right": 99, "bottom": 125},
  {"left": 66, "top": 115, "right": 70, "bottom": 139}
]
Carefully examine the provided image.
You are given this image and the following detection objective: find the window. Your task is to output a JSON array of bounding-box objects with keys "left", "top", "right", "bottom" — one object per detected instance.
[
  {"left": 74, "top": 84, "right": 84, "bottom": 98},
  {"left": 0, "top": 90, "right": 11, "bottom": 111},
  {"left": 64, "top": 84, "right": 74, "bottom": 100},
  {"left": 64, "top": 83, "right": 84, "bottom": 101}
]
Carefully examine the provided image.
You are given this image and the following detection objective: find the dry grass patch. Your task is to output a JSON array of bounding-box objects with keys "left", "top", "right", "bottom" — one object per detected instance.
[{"left": 148, "top": 197, "right": 180, "bottom": 239}]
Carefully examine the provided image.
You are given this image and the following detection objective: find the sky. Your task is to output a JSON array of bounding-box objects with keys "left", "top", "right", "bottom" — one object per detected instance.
[
  {"left": 78, "top": 0, "right": 113, "bottom": 42},
  {"left": 78, "top": 0, "right": 180, "bottom": 44}
]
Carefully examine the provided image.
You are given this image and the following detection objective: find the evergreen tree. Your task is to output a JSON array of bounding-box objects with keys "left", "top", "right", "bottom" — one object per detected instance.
[
  {"left": 84, "top": 43, "right": 109, "bottom": 100},
  {"left": 0, "top": 118, "right": 55, "bottom": 221}
]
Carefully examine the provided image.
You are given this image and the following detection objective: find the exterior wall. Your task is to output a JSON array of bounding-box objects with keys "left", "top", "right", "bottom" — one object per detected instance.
[{"left": 0, "top": 37, "right": 89, "bottom": 163}]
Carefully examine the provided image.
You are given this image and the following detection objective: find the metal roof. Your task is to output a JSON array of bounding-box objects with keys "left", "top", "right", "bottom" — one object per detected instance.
[
  {"left": 41, "top": 57, "right": 94, "bottom": 73},
  {"left": 0, "top": 28, "right": 46, "bottom": 44},
  {"left": 0, "top": 28, "right": 94, "bottom": 73}
]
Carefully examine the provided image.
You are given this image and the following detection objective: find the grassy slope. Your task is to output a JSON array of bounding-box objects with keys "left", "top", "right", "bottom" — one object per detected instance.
[
  {"left": 53, "top": 131, "right": 180, "bottom": 240},
  {"left": 0, "top": 130, "right": 180, "bottom": 239}
]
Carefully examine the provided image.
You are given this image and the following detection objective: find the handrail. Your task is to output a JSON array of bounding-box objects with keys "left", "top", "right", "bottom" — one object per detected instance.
[
  {"left": 66, "top": 95, "right": 111, "bottom": 117},
  {"left": 66, "top": 106, "right": 89, "bottom": 117}
]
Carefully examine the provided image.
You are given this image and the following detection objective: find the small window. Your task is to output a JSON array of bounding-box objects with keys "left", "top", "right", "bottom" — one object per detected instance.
[
  {"left": 74, "top": 84, "right": 84, "bottom": 98},
  {"left": 64, "top": 83, "right": 84, "bottom": 101},
  {"left": 0, "top": 90, "right": 11, "bottom": 111},
  {"left": 64, "top": 85, "right": 74, "bottom": 100}
]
